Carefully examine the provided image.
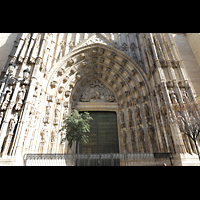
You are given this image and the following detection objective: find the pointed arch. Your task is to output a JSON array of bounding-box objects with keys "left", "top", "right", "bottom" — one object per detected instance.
[{"left": 39, "top": 42, "right": 163, "bottom": 154}]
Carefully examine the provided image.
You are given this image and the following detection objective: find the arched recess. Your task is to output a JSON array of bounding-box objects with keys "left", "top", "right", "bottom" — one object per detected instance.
[{"left": 39, "top": 43, "right": 164, "bottom": 154}]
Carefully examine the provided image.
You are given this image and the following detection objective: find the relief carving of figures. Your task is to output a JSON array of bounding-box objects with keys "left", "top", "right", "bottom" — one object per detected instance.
[
  {"left": 1, "top": 86, "right": 12, "bottom": 110},
  {"left": 15, "top": 85, "right": 26, "bottom": 110},
  {"left": 80, "top": 80, "right": 115, "bottom": 102}
]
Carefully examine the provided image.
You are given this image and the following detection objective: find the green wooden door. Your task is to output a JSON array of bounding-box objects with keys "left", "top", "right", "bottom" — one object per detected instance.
[{"left": 79, "top": 111, "right": 119, "bottom": 154}]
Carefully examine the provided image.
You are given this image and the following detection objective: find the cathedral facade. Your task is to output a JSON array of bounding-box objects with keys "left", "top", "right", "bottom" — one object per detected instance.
[{"left": 0, "top": 33, "right": 200, "bottom": 165}]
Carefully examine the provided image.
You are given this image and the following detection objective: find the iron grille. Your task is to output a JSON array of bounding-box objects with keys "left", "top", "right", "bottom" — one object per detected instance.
[{"left": 24, "top": 153, "right": 173, "bottom": 166}]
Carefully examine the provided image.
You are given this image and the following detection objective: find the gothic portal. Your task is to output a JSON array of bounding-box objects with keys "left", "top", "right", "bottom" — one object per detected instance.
[{"left": 0, "top": 33, "right": 200, "bottom": 165}]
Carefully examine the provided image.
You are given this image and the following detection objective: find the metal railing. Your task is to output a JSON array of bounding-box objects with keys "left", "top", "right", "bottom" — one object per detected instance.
[{"left": 24, "top": 153, "right": 173, "bottom": 166}]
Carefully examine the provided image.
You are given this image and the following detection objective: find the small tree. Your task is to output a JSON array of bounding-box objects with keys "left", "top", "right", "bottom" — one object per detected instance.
[{"left": 59, "top": 109, "right": 93, "bottom": 165}]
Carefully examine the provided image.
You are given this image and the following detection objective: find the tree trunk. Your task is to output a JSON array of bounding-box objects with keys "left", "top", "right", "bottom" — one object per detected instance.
[
  {"left": 193, "top": 138, "right": 200, "bottom": 160},
  {"left": 76, "top": 138, "right": 79, "bottom": 166}
]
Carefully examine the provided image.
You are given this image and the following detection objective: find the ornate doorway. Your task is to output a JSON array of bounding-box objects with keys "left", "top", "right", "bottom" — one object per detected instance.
[{"left": 79, "top": 111, "right": 119, "bottom": 154}]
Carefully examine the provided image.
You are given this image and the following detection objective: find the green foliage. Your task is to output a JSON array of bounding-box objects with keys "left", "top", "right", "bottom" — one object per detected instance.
[{"left": 59, "top": 109, "right": 93, "bottom": 149}]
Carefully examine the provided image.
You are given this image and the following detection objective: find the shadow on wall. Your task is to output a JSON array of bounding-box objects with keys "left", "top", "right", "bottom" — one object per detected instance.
[
  {"left": 0, "top": 33, "right": 19, "bottom": 74},
  {"left": 173, "top": 33, "right": 200, "bottom": 97}
]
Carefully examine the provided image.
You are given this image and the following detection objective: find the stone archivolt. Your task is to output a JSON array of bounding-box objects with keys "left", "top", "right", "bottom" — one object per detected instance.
[
  {"left": 0, "top": 33, "right": 199, "bottom": 165},
  {"left": 44, "top": 43, "right": 166, "bottom": 155}
]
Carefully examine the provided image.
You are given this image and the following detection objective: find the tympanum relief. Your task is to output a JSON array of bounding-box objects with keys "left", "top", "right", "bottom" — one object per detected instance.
[{"left": 80, "top": 80, "right": 116, "bottom": 102}]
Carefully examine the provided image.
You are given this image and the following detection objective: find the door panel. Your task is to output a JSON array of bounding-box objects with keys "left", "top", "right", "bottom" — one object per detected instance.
[{"left": 79, "top": 111, "right": 119, "bottom": 154}]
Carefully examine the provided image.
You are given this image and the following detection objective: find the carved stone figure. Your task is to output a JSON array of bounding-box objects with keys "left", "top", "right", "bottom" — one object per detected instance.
[
  {"left": 135, "top": 106, "right": 142, "bottom": 125},
  {"left": 170, "top": 91, "right": 179, "bottom": 106},
  {"left": 40, "top": 125, "right": 49, "bottom": 143},
  {"left": 55, "top": 106, "right": 60, "bottom": 118},
  {"left": 148, "top": 124, "right": 158, "bottom": 152},
  {"left": 1, "top": 86, "right": 12, "bottom": 110},
  {"left": 51, "top": 127, "right": 57, "bottom": 143},
  {"left": 8, "top": 113, "right": 18, "bottom": 134},
  {"left": 15, "top": 85, "right": 26, "bottom": 110},
  {"left": 144, "top": 104, "right": 150, "bottom": 116},
  {"left": 138, "top": 127, "right": 144, "bottom": 141},
  {"left": 128, "top": 109, "right": 134, "bottom": 127},
  {"left": 138, "top": 127, "right": 146, "bottom": 153},
  {"left": 148, "top": 124, "right": 155, "bottom": 141},
  {"left": 120, "top": 111, "right": 125, "bottom": 128},
  {"left": 30, "top": 33, "right": 42, "bottom": 63},
  {"left": 0, "top": 112, "right": 3, "bottom": 125},
  {"left": 176, "top": 111, "right": 185, "bottom": 133},
  {"left": 46, "top": 104, "right": 51, "bottom": 116},
  {"left": 182, "top": 89, "right": 190, "bottom": 103}
]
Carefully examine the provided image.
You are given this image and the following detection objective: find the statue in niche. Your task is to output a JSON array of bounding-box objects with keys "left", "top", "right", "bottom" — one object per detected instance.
[
  {"left": 120, "top": 111, "right": 125, "bottom": 128},
  {"left": 130, "top": 128, "right": 137, "bottom": 152},
  {"left": 2, "top": 113, "right": 18, "bottom": 156},
  {"left": 135, "top": 106, "right": 142, "bottom": 125},
  {"left": 148, "top": 124, "right": 155, "bottom": 141},
  {"left": 170, "top": 91, "right": 179, "bottom": 106},
  {"left": 123, "top": 130, "right": 127, "bottom": 152},
  {"left": 1, "top": 86, "right": 12, "bottom": 110},
  {"left": 176, "top": 111, "right": 185, "bottom": 132},
  {"left": 182, "top": 89, "right": 190, "bottom": 103},
  {"left": 40, "top": 125, "right": 49, "bottom": 143},
  {"left": 0, "top": 112, "right": 3, "bottom": 125},
  {"left": 128, "top": 109, "right": 134, "bottom": 127},
  {"left": 15, "top": 85, "right": 26, "bottom": 110},
  {"left": 138, "top": 127, "right": 144, "bottom": 141},
  {"left": 148, "top": 124, "right": 158, "bottom": 152},
  {"left": 46, "top": 103, "right": 51, "bottom": 116},
  {"left": 159, "top": 91, "right": 165, "bottom": 106},
  {"left": 51, "top": 126, "right": 58, "bottom": 143},
  {"left": 80, "top": 80, "right": 116, "bottom": 102},
  {"left": 144, "top": 104, "right": 150, "bottom": 116},
  {"left": 138, "top": 127, "right": 146, "bottom": 153},
  {"left": 8, "top": 113, "right": 18, "bottom": 134},
  {"left": 55, "top": 106, "right": 60, "bottom": 118},
  {"left": 144, "top": 104, "right": 151, "bottom": 123}
]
